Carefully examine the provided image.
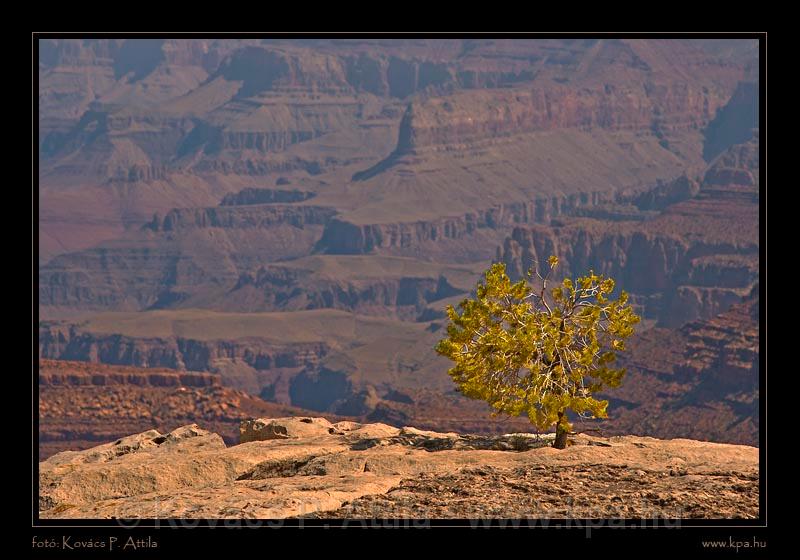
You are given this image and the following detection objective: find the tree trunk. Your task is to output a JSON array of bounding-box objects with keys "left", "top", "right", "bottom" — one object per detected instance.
[{"left": 553, "top": 413, "right": 568, "bottom": 449}]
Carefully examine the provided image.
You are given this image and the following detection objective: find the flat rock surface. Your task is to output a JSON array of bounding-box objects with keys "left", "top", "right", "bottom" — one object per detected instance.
[{"left": 39, "top": 418, "right": 758, "bottom": 519}]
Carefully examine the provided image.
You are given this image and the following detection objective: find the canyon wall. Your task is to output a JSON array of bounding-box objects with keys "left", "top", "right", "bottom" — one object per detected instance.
[
  {"left": 154, "top": 204, "right": 335, "bottom": 232},
  {"left": 500, "top": 224, "right": 757, "bottom": 326},
  {"left": 318, "top": 191, "right": 624, "bottom": 255},
  {"left": 230, "top": 265, "right": 462, "bottom": 318},
  {"left": 604, "top": 290, "right": 759, "bottom": 446},
  {"left": 499, "top": 139, "right": 759, "bottom": 326},
  {"left": 38, "top": 39, "right": 760, "bottom": 448},
  {"left": 395, "top": 83, "right": 728, "bottom": 154},
  {"left": 39, "top": 324, "right": 328, "bottom": 374}
]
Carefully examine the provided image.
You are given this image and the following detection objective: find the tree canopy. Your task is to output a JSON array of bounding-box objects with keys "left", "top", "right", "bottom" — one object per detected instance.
[{"left": 435, "top": 256, "right": 640, "bottom": 448}]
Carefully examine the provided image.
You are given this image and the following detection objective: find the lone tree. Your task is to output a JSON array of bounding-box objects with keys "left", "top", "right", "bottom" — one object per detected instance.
[{"left": 435, "top": 256, "right": 640, "bottom": 449}]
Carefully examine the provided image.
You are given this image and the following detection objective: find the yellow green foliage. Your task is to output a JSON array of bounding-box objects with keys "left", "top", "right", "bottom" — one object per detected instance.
[{"left": 434, "top": 257, "right": 640, "bottom": 434}]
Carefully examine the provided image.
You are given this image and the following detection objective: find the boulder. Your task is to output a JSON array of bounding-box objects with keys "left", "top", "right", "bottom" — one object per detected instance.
[
  {"left": 43, "top": 424, "right": 223, "bottom": 466},
  {"left": 239, "top": 417, "right": 336, "bottom": 443}
]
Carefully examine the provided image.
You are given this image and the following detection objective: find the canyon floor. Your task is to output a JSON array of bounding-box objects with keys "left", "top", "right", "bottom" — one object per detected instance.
[{"left": 38, "top": 417, "right": 759, "bottom": 520}]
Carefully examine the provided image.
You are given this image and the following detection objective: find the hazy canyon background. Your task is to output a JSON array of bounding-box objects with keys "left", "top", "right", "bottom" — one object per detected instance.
[{"left": 37, "top": 38, "right": 760, "bottom": 459}]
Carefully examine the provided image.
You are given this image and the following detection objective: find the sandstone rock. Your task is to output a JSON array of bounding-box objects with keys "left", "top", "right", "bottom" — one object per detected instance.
[
  {"left": 399, "top": 426, "right": 459, "bottom": 439},
  {"left": 39, "top": 419, "right": 759, "bottom": 520},
  {"left": 331, "top": 421, "right": 363, "bottom": 432},
  {"left": 43, "top": 424, "right": 223, "bottom": 467},
  {"left": 39, "top": 425, "right": 229, "bottom": 511},
  {"left": 239, "top": 417, "right": 336, "bottom": 443},
  {"left": 162, "top": 424, "right": 216, "bottom": 444},
  {"left": 342, "top": 422, "right": 401, "bottom": 441},
  {"left": 43, "top": 429, "right": 164, "bottom": 466}
]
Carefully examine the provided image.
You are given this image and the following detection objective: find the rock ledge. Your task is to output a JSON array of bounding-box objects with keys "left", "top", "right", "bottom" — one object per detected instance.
[{"left": 39, "top": 418, "right": 758, "bottom": 519}]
